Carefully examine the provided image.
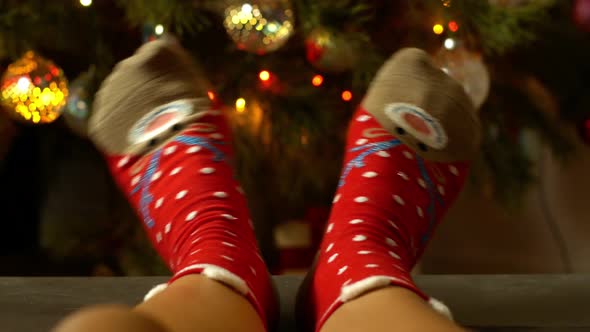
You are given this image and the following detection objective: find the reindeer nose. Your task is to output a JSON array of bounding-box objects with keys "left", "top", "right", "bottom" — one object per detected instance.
[
  {"left": 402, "top": 112, "right": 432, "bottom": 136},
  {"left": 145, "top": 112, "right": 178, "bottom": 133}
]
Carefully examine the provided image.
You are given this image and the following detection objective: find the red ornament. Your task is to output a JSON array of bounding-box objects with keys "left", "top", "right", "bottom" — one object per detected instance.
[
  {"left": 574, "top": 0, "right": 590, "bottom": 32},
  {"left": 580, "top": 118, "right": 590, "bottom": 145}
]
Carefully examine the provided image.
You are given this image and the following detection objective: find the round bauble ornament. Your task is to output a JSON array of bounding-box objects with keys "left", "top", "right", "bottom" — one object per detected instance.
[
  {"left": 0, "top": 51, "right": 68, "bottom": 124},
  {"left": 64, "top": 67, "right": 96, "bottom": 136},
  {"left": 574, "top": 0, "right": 590, "bottom": 32},
  {"left": 433, "top": 43, "right": 490, "bottom": 109},
  {"left": 223, "top": 0, "right": 295, "bottom": 54}
]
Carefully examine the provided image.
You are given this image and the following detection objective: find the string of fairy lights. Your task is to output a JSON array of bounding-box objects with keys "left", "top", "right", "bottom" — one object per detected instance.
[{"left": 0, "top": 0, "right": 494, "bottom": 127}]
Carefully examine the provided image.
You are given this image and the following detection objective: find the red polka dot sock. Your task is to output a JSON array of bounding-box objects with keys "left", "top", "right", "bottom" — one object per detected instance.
[
  {"left": 302, "top": 48, "right": 480, "bottom": 332},
  {"left": 89, "top": 39, "right": 276, "bottom": 330}
]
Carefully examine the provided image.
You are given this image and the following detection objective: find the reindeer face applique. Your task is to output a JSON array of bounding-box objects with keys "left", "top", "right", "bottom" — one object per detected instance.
[
  {"left": 384, "top": 103, "right": 448, "bottom": 155},
  {"left": 127, "top": 98, "right": 214, "bottom": 156}
]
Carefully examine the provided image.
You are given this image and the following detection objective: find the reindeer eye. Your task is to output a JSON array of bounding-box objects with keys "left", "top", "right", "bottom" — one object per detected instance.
[
  {"left": 396, "top": 127, "right": 406, "bottom": 135},
  {"left": 171, "top": 123, "right": 183, "bottom": 132},
  {"left": 418, "top": 142, "right": 428, "bottom": 152},
  {"left": 148, "top": 138, "right": 158, "bottom": 147}
]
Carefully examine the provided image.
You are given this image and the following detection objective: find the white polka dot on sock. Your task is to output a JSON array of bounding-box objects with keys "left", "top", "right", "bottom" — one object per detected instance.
[
  {"left": 224, "top": 230, "right": 237, "bottom": 237},
  {"left": 191, "top": 237, "right": 202, "bottom": 244},
  {"left": 213, "top": 191, "right": 228, "bottom": 198},
  {"left": 386, "top": 237, "right": 397, "bottom": 246},
  {"left": 176, "top": 190, "right": 188, "bottom": 200},
  {"left": 333, "top": 194, "right": 341, "bottom": 203},
  {"left": 222, "top": 242, "right": 236, "bottom": 248},
  {"left": 327, "top": 223, "right": 334, "bottom": 233},
  {"left": 366, "top": 264, "right": 379, "bottom": 268},
  {"left": 328, "top": 253, "right": 339, "bottom": 263},
  {"left": 222, "top": 255, "right": 234, "bottom": 261},
  {"left": 377, "top": 151, "right": 390, "bottom": 157},
  {"left": 393, "top": 264, "right": 405, "bottom": 271},
  {"left": 449, "top": 165, "right": 459, "bottom": 176},
  {"left": 353, "top": 235, "right": 367, "bottom": 242},
  {"left": 356, "top": 138, "right": 369, "bottom": 145},
  {"left": 417, "top": 206, "right": 424, "bottom": 217},
  {"left": 250, "top": 266, "right": 257, "bottom": 276},
  {"left": 356, "top": 115, "right": 371, "bottom": 122},
  {"left": 131, "top": 175, "right": 140, "bottom": 186},
  {"left": 156, "top": 232, "right": 162, "bottom": 243},
  {"left": 349, "top": 219, "right": 364, "bottom": 224},
  {"left": 417, "top": 178, "right": 426, "bottom": 188},
  {"left": 165, "top": 223, "right": 171, "bottom": 234},
  {"left": 155, "top": 197, "right": 164, "bottom": 208},
  {"left": 117, "top": 156, "right": 129, "bottom": 168},
  {"left": 362, "top": 171, "right": 378, "bottom": 178},
  {"left": 326, "top": 243, "right": 334, "bottom": 252},
  {"left": 186, "top": 211, "right": 198, "bottom": 221},
  {"left": 354, "top": 196, "right": 369, "bottom": 203},
  {"left": 403, "top": 151, "right": 414, "bottom": 159},
  {"left": 388, "top": 220, "right": 399, "bottom": 229},
  {"left": 189, "top": 249, "right": 202, "bottom": 256},
  {"left": 338, "top": 266, "right": 348, "bottom": 275},
  {"left": 222, "top": 214, "right": 237, "bottom": 220},
  {"left": 187, "top": 146, "right": 201, "bottom": 154},
  {"left": 358, "top": 250, "right": 372, "bottom": 255},
  {"left": 170, "top": 167, "right": 182, "bottom": 176},
  {"left": 438, "top": 185, "right": 445, "bottom": 195},
  {"left": 389, "top": 251, "right": 401, "bottom": 259},
  {"left": 164, "top": 146, "right": 177, "bottom": 155},
  {"left": 210, "top": 133, "right": 224, "bottom": 139},
  {"left": 151, "top": 171, "right": 162, "bottom": 182},
  {"left": 397, "top": 172, "right": 409, "bottom": 181},
  {"left": 200, "top": 167, "right": 215, "bottom": 174},
  {"left": 393, "top": 195, "right": 405, "bottom": 205}
]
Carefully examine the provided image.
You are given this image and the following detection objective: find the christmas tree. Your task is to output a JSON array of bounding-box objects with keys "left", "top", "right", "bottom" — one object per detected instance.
[{"left": 1, "top": 0, "right": 589, "bottom": 274}]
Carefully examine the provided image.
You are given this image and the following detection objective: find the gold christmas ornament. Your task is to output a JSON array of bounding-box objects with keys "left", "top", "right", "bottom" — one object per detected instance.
[
  {"left": 223, "top": 0, "right": 295, "bottom": 54},
  {"left": 0, "top": 51, "right": 68, "bottom": 124},
  {"left": 432, "top": 42, "right": 490, "bottom": 109}
]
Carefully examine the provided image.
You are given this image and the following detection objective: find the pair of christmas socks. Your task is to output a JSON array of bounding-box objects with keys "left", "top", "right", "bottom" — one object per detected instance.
[{"left": 89, "top": 40, "right": 480, "bottom": 332}]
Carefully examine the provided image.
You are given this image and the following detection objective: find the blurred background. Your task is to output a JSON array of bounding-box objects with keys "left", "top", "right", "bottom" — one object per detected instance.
[{"left": 0, "top": 0, "right": 589, "bottom": 277}]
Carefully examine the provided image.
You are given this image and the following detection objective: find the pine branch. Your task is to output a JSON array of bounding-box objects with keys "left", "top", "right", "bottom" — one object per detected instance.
[
  {"left": 116, "top": 0, "right": 211, "bottom": 35},
  {"left": 450, "top": 0, "right": 557, "bottom": 54}
]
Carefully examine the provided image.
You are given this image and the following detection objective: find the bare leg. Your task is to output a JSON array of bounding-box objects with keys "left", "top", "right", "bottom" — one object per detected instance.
[
  {"left": 54, "top": 39, "right": 274, "bottom": 332},
  {"left": 298, "top": 49, "right": 480, "bottom": 332},
  {"left": 53, "top": 275, "right": 264, "bottom": 332},
  {"left": 321, "top": 287, "right": 465, "bottom": 332}
]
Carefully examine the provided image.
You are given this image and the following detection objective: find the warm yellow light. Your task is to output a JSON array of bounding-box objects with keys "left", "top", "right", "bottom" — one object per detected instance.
[
  {"left": 155, "top": 24, "right": 165, "bottom": 35},
  {"left": 80, "top": 0, "right": 92, "bottom": 7},
  {"left": 207, "top": 91, "right": 216, "bottom": 101},
  {"left": 259, "top": 70, "right": 271, "bottom": 81},
  {"left": 236, "top": 98, "right": 246, "bottom": 112},
  {"left": 16, "top": 77, "right": 31, "bottom": 93},
  {"left": 433, "top": 24, "right": 444, "bottom": 35},
  {"left": 312, "top": 74, "right": 324, "bottom": 87},
  {"left": 341, "top": 90, "right": 353, "bottom": 102}
]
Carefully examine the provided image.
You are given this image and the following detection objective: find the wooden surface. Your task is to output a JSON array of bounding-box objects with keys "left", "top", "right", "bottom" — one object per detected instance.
[{"left": 0, "top": 275, "right": 588, "bottom": 332}]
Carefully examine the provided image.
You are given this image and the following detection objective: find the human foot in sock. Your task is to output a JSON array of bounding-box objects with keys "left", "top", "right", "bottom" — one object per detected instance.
[
  {"left": 298, "top": 48, "right": 481, "bottom": 331},
  {"left": 88, "top": 39, "right": 276, "bottom": 330}
]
